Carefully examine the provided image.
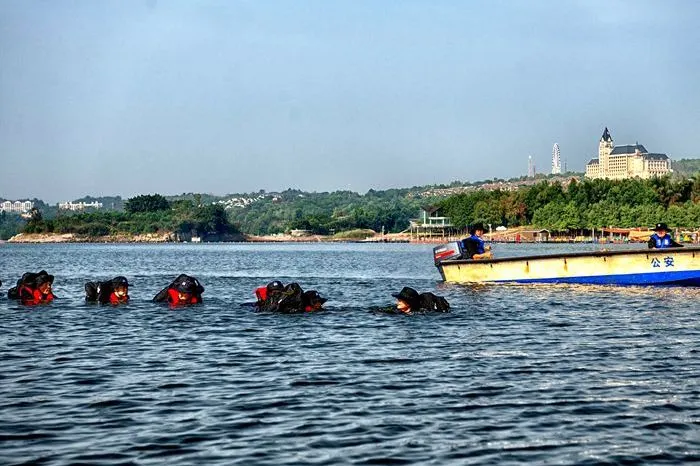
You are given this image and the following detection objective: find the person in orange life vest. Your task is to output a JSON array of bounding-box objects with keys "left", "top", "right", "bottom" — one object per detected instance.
[
  {"left": 8, "top": 271, "right": 56, "bottom": 305},
  {"left": 109, "top": 277, "right": 129, "bottom": 304},
  {"left": 153, "top": 274, "right": 204, "bottom": 305},
  {"left": 302, "top": 290, "right": 327, "bottom": 312},
  {"left": 648, "top": 222, "right": 683, "bottom": 249},
  {"left": 255, "top": 281, "right": 303, "bottom": 313},
  {"left": 255, "top": 280, "right": 285, "bottom": 306},
  {"left": 85, "top": 276, "right": 129, "bottom": 305}
]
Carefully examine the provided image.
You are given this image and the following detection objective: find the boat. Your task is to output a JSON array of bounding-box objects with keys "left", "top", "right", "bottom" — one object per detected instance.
[{"left": 433, "top": 242, "right": 700, "bottom": 286}]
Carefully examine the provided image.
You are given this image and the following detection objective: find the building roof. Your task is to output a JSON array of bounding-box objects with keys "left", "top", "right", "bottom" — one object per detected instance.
[
  {"left": 587, "top": 158, "right": 599, "bottom": 166},
  {"left": 601, "top": 127, "right": 613, "bottom": 142},
  {"left": 421, "top": 205, "right": 441, "bottom": 214},
  {"left": 610, "top": 144, "right": 647, "bottom": 155},
  {"left": 643, "top": 153, "right": 669, "bottom": 160}
]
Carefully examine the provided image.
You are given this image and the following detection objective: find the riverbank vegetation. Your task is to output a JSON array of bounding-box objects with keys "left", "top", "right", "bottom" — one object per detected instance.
[
  {"left": 7, "top": 174, "right": 700, "bottom": 241},
  {"left": 0, "top": 212, "right": 24, "bottom": 240},
  {"left": 227, "top": 188, "right": 424, "bottom": 235},
  {"left": 438, "top": 176, "right": 700, "bottom": 231},
  {"left": 21, "top": 195, "right": 239, "bottom": 240}
]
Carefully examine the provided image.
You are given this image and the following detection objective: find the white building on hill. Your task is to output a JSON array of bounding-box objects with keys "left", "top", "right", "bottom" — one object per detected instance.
[
  {"left": 0, "top": 200, "right": 34, "bottom": 213},
  {"left": 585, "top": 127, "right": 671, "bottom": 180},
  {"left": 58, "top": 201, "right": 103, "bottom": 211}
]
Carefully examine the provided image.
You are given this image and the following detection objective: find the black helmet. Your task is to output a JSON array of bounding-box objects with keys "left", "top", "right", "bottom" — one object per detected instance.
[
  {"left": 303, "top": 290, "right": 327, "bottom": 306},
  {"left": 34, "top": 271, "right": 54, "bottom": 286},
  {"left": 111, "top": 276, "right": 129, "bottom": 288},
  {"left": 266, "top": 280, "right": 284, "bottom": 292},
  {"left": 175, "top": 277, "right": 197, "bottom": 293},
  {"left": 392, "top": 286, "right": 421, "bottom": 309}
]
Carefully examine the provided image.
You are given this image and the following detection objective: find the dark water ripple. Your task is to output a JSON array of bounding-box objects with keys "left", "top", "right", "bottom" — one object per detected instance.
[{"left": 1, "top": 243, "right": 699, "bottom": 465}]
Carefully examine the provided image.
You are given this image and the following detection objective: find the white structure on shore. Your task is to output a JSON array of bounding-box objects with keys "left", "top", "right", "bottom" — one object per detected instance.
[
  {"left": 551, "top": 143, "right": 561, "bottom": 174},
  {"left": 58, "top": 201, "right": 103, "bottom": 211},
  {"left": 1, "top": 200, "right": 34, "bottom": 213},
  {"left": 528, "top": 156, "right": 536, "bottom": 178}
]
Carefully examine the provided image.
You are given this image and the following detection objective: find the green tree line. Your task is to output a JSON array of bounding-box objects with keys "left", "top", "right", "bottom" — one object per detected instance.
[
  {"left": 23, "top": 195, "right": 238, "bottom": 238},
  {"left": 11, "top": 175, "right": 700, "bottom": 239},
  {"left": 438, "top": 176, "right": 700, "bottom": 231},
  {"left": 228, "top": 188, "right": 426, "bottom": 235}
]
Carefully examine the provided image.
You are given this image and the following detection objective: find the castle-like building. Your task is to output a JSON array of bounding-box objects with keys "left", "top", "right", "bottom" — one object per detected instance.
[{"left": 585, "top": 128, "right": 671, "bottom": 180}]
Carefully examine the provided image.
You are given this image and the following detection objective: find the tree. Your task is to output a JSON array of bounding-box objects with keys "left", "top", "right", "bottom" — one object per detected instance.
[{"left": 125, "top": 194, "right": 171, "bottom": 213}]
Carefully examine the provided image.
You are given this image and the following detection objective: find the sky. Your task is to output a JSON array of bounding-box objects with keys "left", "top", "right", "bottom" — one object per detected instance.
[{"left": 1, "top": 0, "right": 699, "bottom": 202}]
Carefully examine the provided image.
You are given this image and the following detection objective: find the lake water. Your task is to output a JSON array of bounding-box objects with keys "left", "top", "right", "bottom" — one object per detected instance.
[{"left": 1, "top": 243, "right": 699, "bottom": 465}]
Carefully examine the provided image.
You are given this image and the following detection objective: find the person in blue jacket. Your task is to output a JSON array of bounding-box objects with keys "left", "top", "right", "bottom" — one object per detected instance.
[
  {"left": 648, "top": 223, "right": 683, "bottom": 249},
  {"left": 461, "top": 222, "right": 492, "bottom": 260}
]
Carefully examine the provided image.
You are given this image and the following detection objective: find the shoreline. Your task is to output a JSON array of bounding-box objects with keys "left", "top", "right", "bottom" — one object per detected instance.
[
  {"left": 7, "top": 232, "right": 176, "bottom": 243},
  {"left": 6, "top": 232, "right": 414, "bottom": 244},
  {"left": 8, "top": 231, "right": 685, "bottom": 245}
]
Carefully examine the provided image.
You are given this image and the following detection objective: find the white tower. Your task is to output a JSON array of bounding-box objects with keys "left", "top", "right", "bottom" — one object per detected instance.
[
  {"left": 528, "top": 156, "right": 535, "bottom": 178},
  {"left": 552, "top": 143, "right": 561, "bottom": 174}
]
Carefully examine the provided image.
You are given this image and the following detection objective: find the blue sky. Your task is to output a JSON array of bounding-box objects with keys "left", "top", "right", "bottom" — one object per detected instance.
[{"left": 1, "top": 0, "right": 699, "bottom": 202}]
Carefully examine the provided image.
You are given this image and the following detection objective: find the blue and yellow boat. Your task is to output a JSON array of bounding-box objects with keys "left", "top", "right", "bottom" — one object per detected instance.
[{"left": 433, "top": 243, "right": 700, "bottom": 286}]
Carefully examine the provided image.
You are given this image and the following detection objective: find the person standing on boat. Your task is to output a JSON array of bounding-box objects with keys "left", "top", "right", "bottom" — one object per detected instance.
[
  {"left": 461, "top": 222, "right": 493, "bottom": 260},
  {"left": 648, "top": 223, "right": 683, "bottom": 249}
]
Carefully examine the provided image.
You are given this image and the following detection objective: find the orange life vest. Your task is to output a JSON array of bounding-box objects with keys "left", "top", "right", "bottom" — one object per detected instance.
[
  {"left": 167, "top": 288, "right": 201, "bottom": 305},
  {"left": 20, "top": 285, "right": 54, "bottom": 305},
  {"left": 255, "top": 286, "right": 268, "bottom": 301},
  {"left": 109, "top": 292, "right": 129, "bottom": 305}
]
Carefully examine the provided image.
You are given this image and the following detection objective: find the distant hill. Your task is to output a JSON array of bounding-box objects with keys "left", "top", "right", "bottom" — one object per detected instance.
[{"left": 672, "top": 158, "right": 700, "bottom": 176}]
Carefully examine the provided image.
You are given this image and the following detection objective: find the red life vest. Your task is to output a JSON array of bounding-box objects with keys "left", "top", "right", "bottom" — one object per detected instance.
[
  {"left": 167, "top": 288, "right": 200, "bottom": 305},
  {"left": 20, "top": 285, "right": 54, "bottom": 305},
  {"left": 109, "top": 292, "right": 129, "bottom": 305},
  {"left": 255, "top": 286, "right": 268, "bottom": 302}
]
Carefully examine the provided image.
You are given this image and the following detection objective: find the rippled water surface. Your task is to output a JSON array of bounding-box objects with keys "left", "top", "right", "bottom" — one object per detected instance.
[{"left": 1, "top": 242, "right": 699, "bottom": 465}]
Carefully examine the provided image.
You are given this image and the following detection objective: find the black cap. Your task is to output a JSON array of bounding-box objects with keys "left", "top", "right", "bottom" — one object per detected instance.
[
  {"left": 470, "top": 222, "right": 486, "bottom": 234},
  {"left": 654, "top": 222, "right": 669, "bottom": 231}
]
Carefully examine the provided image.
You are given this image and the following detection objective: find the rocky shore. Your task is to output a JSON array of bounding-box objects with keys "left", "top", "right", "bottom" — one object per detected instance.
[
  {"left": 8, "top": 232, "right": 176, "bottom": 243},
  {"left": 6, "top": 231, "right": 409, "bottom": 244}
]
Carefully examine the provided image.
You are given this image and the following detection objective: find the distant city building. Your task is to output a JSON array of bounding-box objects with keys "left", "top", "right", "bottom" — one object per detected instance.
[
  {"left": 528, "top": 156, "right": 536, "bottom": 178},
  {"left": 0, "top": 200, "right": 34, "bottom": 213},
  {"left": 551, "top": 143, "right": 561, "bottom": 174},
  {"left": 58, "top": 201, "right": 103, "bottom": 211},
  {"left": 585, "top": 127, "right": 671, "bottom": 180}
]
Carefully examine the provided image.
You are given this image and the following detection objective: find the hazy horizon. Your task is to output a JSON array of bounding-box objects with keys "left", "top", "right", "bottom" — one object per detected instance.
[{"left": 2, "top": 1, "right": 699, "bottom": 203}]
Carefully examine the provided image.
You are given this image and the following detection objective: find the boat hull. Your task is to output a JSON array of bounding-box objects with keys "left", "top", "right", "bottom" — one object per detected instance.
[{"left": 437, "top": 247, "right": 700, "bottom": 286}]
